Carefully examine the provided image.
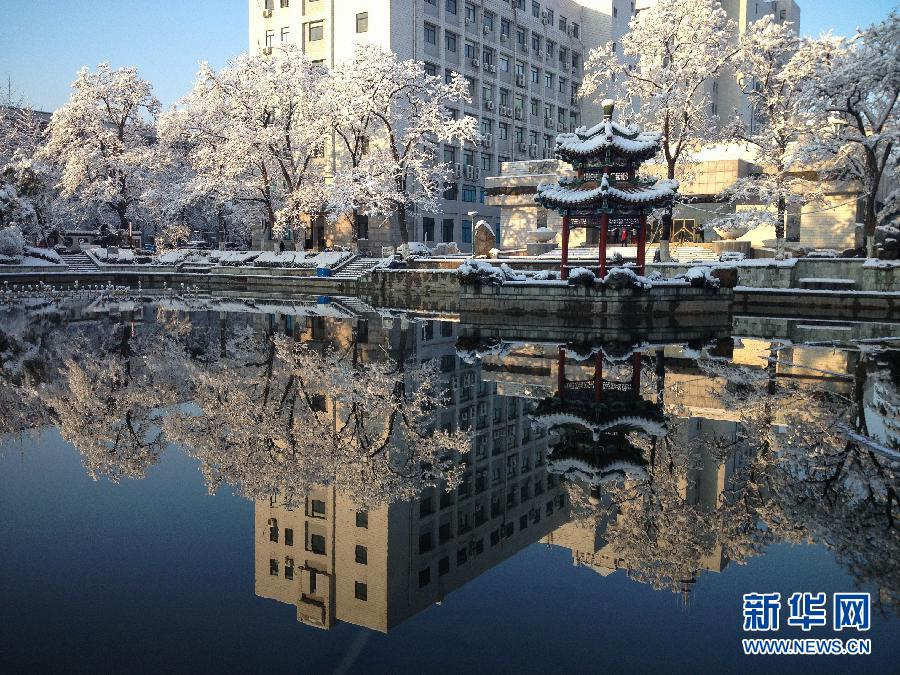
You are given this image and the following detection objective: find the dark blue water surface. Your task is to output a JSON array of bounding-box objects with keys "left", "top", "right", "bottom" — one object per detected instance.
[{"left": 2, "top": 430, "right": 897, "bottom": 674}]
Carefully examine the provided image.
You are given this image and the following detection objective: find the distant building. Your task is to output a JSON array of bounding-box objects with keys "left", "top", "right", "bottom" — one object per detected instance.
[{"left": 249, "top": 0, "right": 633, "bottom": 252}]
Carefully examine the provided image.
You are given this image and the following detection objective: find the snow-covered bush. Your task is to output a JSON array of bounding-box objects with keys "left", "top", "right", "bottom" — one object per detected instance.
[
  {"left": 532, "top": 270, "right": 560, "bottom": 280},
  {"left": 0, "top": 224, "right": 25, "bottom": 259},
  {"left": 406, "top": 241, "right": 433, "bottom": 257},
  {"left": 457, "top": 258, "right": 524, "bottom": 284},
  {"left": 599, "top": 266, "right": 653, "bottom": 290},
  {"left": 568, "top": 267, "right": 597, "bottom": 286}
]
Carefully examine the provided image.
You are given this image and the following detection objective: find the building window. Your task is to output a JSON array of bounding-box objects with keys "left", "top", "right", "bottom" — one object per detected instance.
[
  {"left": 531, "top": 65, "right": 539, "bottom": 84},
  {"left": 442, "top": 219, "right": 455, "bottom": 242},
  {"left": 532, "top": 1, "right": 541, "bottom": 19},
  {"left": 516, "top": 27, "right": 526, "bottom": 48},
  {"left": 268, "top": 518, "right": 278, "bottom": 542},
  {"left": 309, "top": 499, "right": 326, "bottom": 518},
  {"left": 284, "top": 558, "right": 294, "bottom": 580},
  {"left": 355, "top": 545, "right": 368, "bottom": 564},
  {"left": 456, "top": 547, "right": 468, "bottom": 565},
  {"left": 571, "top": 22, "right": 579, "bottom": 38},
  {"left": 269, "top": 558, "right": 278, "bottom": 576},
  {"left": 280, "top": 27, "right": 290, "bottom": 43},
  {"left": 356, "top": 12, "right": 368, "bottom": 33},
  {"left": 462, "top": 185, "right": 476, "bottom": 202},
  {"left": 559, "top": 16, "right": 567, "bottom": 32},
  {"left": 481, "top": 154, "right": 491, "bottom": 172},
  {"left": 483, "top": 11, "right": 494, "bottom": 31},
  {"left": 425, "top": 61, "right": 438, "bottom": 76},
  {"left": 420, "top": 494, "right": 434, "bottom": 517},
  {"left": 498, "top": 122, "right": 508, "bottom": 140},
  {"left": 438, "top": 556, "right": 450, "bottom": 576},
  {"left": 499, "top": 54, "right": 510, "bottom": 73},
  {"left": 444, "top": 182, "right": 458, "bottom": 200},
  {"left": 425, "top": 22, "right": 437, "bottom": 45},
  {"left": 465, "top": 2, "right": 476, "bottom": 22},
  {"left": 265, "top": 30, "right": 275, "bottom": 47},
  {"left": 500, "top": 18, "right": 510, "bottom": 37},
  {"left": 355, "top": 582, "right": 368, "bottom": 601},
  {"left": 419, "top": 530, "right": 434, "bottom": 553},
  {"left": 530, "top": 98, "right": 539, "bottom": 116},
  {"left": 418, "top": 566, "right": 431, "bottom": 588},
  {"left": 445, "top": 0, "right": 457, "bottom": 14},
  {"left": 355, "top": 510, "right": 368, "bottom": 528},
  {"left": 308, "top": 533, "right": 326, "bottom": 555},
  {"left": 462, "top": 219, "right": 472, "bottom": 243},
  {"left": 423, "top": 216, "right": 435, "bottom": 242},
  {"left": 308, "top": 21, "right": 324, "bottom": 41},
  {"left": 445, "top": 31, "right": 457, "bottom": 53},
  {"left": 284, "top": 528, "right": 293, "bottom": 546}
]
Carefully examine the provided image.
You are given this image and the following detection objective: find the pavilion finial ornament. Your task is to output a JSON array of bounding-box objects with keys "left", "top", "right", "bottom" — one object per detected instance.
[{"left": 534, "top": 98, "right": 678, "bottom": 280}]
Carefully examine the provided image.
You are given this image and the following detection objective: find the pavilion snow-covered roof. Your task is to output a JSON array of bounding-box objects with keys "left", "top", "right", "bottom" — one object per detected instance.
[
  {"left": 535, "top": 173, "right": 678, "bottom": 213},
  {"left": 554, "top": 116, "right": 663, "bottom": 164}
]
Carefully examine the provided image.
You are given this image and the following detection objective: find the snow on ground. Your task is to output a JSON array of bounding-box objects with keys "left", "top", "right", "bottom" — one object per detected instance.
[{"left": 146, "top": 248, "right": 351, "bottom": 269}]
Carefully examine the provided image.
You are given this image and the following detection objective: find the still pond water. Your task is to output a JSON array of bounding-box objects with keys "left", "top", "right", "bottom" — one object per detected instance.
[{"left": 1, "top": 294, "right": 898, "bottom": 673}]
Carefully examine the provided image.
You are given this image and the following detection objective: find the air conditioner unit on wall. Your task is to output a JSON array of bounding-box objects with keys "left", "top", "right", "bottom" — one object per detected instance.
[
  {"left": 262, "top": 46, "right": 273, "bottom": 55},
  {"left": 262, "top": 9, "right": 272, "bottom": 18}
]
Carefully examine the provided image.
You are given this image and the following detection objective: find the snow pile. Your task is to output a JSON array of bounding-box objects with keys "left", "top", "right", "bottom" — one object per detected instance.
[
  {"left": 679, "top": 265, "right": 721, "bottom": 289},
  {"left": 719, "top": 251, "right": 745, "bottom": 262},
  {"left": 599, "top": 266, "right": 653, "bottom": 290},
  {"left": 0, "top": 224, "right": 25, "bottom": 260},
  {"left": 863, "top": 257, "right": 900, "bottom": 268},
  {"left": 457, "top": 258, "right": 525, "bottom": 284},
  {"left": 406, "top": 241, "right": 433, "bottom": 257},
  {"left": 90, "top": 247, "right": 136, "bottom": 264},
  {"left": 210, "top": 250, "right": 262, "bottom": 266},
  {"left": 532, "top": 270, "right": 560, "bottom": 280},
  {"left": 805, "top": 249, "right": 839, "bottom": 258},
  {"left": 24, "top": 246, "right": 62, "bottom": 264}
]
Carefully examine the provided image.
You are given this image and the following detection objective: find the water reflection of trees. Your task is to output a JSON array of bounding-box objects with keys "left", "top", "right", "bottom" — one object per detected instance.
[
  {"left": 1, "top": 303, "right": 470, "bottom": 502},
  {"left": 163, "top": 327, "right": 470, "bottom": 508}
]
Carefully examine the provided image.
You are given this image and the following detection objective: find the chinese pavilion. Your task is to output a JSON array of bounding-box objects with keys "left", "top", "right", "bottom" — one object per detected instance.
[{"left": 535, "top": 100, "right": 678, "bottom": 280}]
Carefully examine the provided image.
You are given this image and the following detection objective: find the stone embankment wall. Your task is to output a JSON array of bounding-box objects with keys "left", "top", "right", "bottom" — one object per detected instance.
[{"left": 651, "top": 258, "right": 898, "bottom": 292}]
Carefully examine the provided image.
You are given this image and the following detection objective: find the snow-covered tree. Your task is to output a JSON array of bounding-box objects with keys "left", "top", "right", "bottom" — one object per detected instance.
[
  {"left": 163, "top": 327, "right": 470, "bottom": 508},
  {"left": 796, "top": 13, "right": 899, "bottom": 256},
  {"left": 328, "top": 44, "right": 479, "bottom": 244},
  {"left": 582, "top": 0, "right": 738, "bottom": 260},
  {"left": 158, "top": 46, "right": 331, "bottom": 244},
  {"left": 41, "top": 63, "right": 160, "bottom": 240},
  {"left": 717, "top": 17, "right": 821, "bottom": 257}
]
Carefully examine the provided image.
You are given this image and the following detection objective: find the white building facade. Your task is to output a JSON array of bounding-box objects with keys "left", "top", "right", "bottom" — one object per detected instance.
[{"left": 249, "top": 0, "right": 630, "bottom": 251}]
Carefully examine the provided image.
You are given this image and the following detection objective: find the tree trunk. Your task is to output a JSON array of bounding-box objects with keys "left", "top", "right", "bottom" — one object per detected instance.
[
  {"left": 864, "top": 178, "right": 878, "bottom": 257},
  {"left": 659, "top": 159, "right": 676, "bottom": 262},
  {"left": 218, "top": 208, "right": 226, "bottom": 251},
  {"left": 775, "top": 196, "right": 786, "bottom": 260},
  {"left": 397, "top": 202, "right": 409, "bottom": 246}
]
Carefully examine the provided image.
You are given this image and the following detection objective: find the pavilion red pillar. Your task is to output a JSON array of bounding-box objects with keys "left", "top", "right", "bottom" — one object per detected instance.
[
  {"left": 637, "top": 212, "right": 647, "bottom": 276},
  {"left": 561, "top": 214, "right": 570, "bottom": 280},
  {"left": 557, "top": 346, "right": 566, "bottom": 398},
  {"left": 631, "top": 351, "right": 642, "bottom": 393},
  {"left": 593, "top": 352, "right": 603, "bottom": 402},
  {"left": 599, "top": 212, "right": 609, "bottom": 278}
]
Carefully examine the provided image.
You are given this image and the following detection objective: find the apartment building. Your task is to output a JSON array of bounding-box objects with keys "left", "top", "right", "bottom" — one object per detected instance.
[
  {"left": 249, "top": 0, "right": 629, "bottom": 252},
  {"left": 253, "top": 311, "right": 569, "bottom": 631}
]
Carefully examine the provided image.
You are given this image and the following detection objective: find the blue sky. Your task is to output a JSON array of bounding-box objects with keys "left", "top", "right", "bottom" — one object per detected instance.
[{"left": 0, "top": 1, "right": 896, "bottom": 113}]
